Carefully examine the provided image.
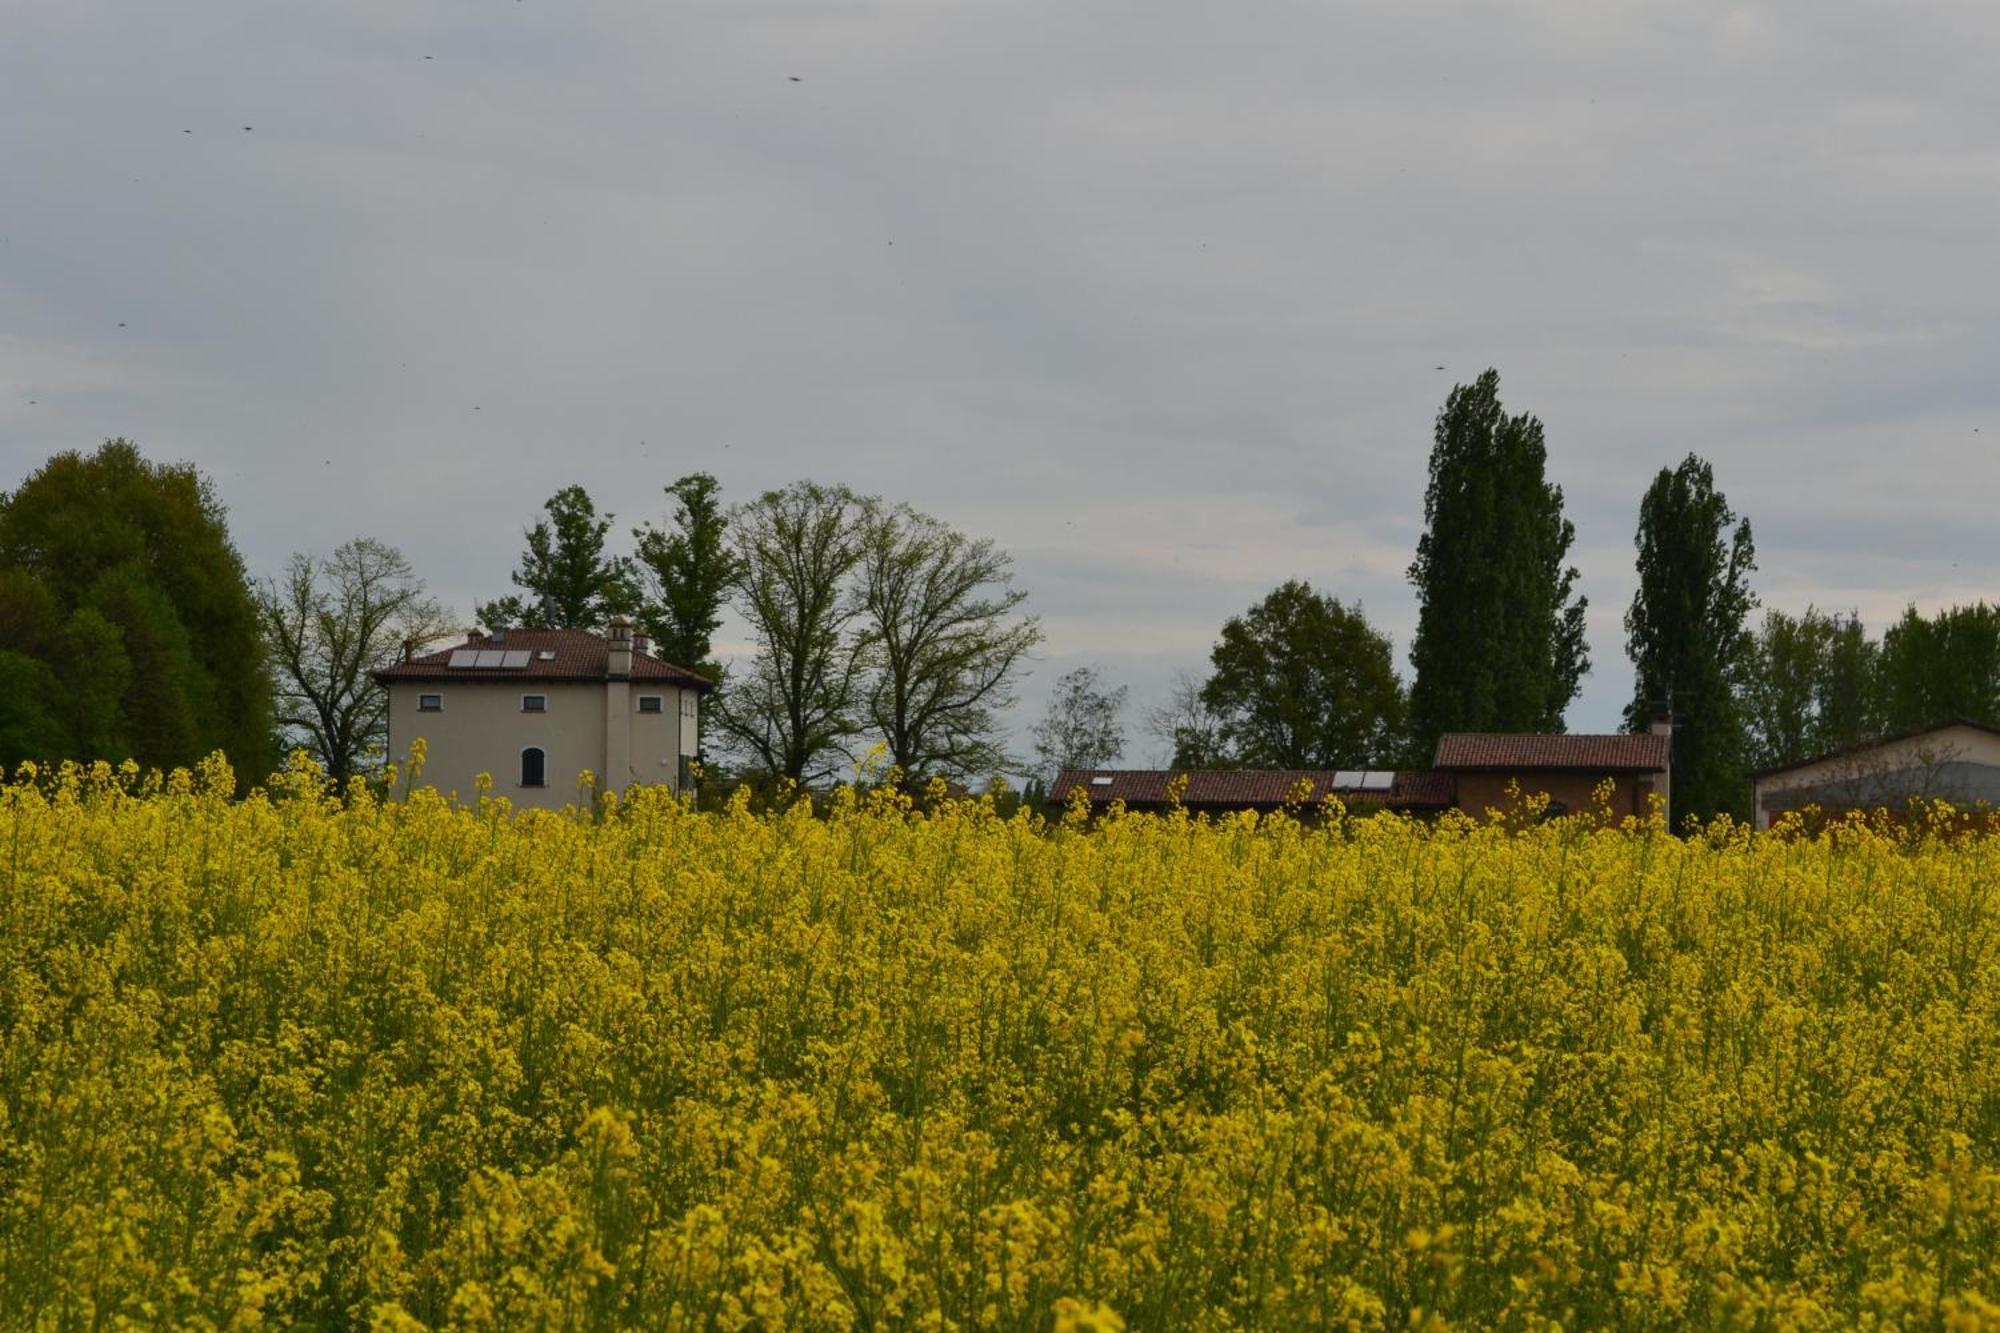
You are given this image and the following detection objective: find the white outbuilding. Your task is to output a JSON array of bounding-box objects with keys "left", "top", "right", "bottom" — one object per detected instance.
[{"left": 1751, "top": 719, "right": 2000, "bottom": 828}]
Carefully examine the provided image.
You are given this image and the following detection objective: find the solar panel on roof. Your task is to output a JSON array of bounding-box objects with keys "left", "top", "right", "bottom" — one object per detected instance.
[
  {"left": 1332, "top": 770, "right": 1363, "bottom": 789},
  {"left": 448, "top": 650, "right": 479, "bottom": 668},
  {"left": 500, "top": 650, "right": 531, "bottom": 668},
  {"left": 473, "top": 649, "right": 506, "bottom": 668},
  {"left": 1360, "top": 771, "right": 1394, "bottom": 791}
]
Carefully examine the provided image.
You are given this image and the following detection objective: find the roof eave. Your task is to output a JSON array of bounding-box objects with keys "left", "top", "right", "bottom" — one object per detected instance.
[
  {"left": 1436, "top": 763, "right": 1667, "bottom": 774},
  {"left": 1749, "top": 717, "right": 2000, "bottom": 780},
  {"left": 373, "top": 670, "right": 712, "bottom": 688}
]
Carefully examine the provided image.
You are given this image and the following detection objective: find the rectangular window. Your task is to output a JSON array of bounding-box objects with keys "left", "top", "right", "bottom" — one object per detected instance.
[
  {"left": 637, "top": 695, "right": 663, "bottom": 714},
  {"left": 418, "top": 694, "right": 442, "bottom": 712},
  {"left": 681, "top": 694, "right": 697, "bottom": 718},
  {"left": 522, "top": 695, "right": 546, "bottom": 713}
]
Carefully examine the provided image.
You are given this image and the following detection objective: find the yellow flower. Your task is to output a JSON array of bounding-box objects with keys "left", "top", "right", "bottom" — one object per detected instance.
[{"left": 3, "top": 757, "right": 1998, "bottom": 1326}]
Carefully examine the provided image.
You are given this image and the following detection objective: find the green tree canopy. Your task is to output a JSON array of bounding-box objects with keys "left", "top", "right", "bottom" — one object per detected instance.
[
  {"left": 1744, "top": 608, "right": 1880, "bottom": 772},
  {"left": 1624, "top": 455, "right": 1757, "bottom": 824},
  {"left": 633, "top": 473, "right": 736, "bottom": 676},
  {"left": 1201, "top": 581, "right": 1407, "bottom": 768},
  {"left": 1407, "top": 370, "right": 1588, "bottom": 758},
  {"left": 1877, "top": 602, "right": 2000, "bottom": 733},
  {"left": 0, "top": 439, "right": 269, "bottom": 778},
  {"left": 0, "top": 651, "right": 66, "bottom": 764},
  {"left": 477, "top": 485, "right": 641, "bottom": 631}
]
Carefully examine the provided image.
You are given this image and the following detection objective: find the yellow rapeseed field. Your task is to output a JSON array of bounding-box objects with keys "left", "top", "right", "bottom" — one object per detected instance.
[{"left": 4, "top": 756, "right": 1999, "bottom": 1330}]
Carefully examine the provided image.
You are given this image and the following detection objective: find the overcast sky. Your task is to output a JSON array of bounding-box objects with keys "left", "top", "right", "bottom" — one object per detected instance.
[{"left": 5, "top": 1, "right": 1997, "bottom": 765}]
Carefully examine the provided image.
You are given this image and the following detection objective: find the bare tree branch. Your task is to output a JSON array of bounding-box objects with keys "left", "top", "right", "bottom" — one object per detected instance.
[
  {"left": 1030, "top": 665, "right": 1127, "bottom": 785},
  {"left": 1144, "top": 669, "right": 1230, "bottom": 768},
  {"left": 710, "top": 483, "right": 872, "bottom": 784},
  {"left": 258, "top": 538, "right": 453, "bottom": 783},
  {"left": 857, "top": 504, "right": 1040, "bottom": 781}
]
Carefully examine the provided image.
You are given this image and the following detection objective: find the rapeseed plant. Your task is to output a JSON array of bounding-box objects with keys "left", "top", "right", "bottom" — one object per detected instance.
[{"left": 1, "top": 758, "right": 1997, "bottom": 1327}]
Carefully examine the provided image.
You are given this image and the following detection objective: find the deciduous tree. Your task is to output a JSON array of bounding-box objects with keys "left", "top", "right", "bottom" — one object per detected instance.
[
  {"left": 857, "top": 505, "right": 1040, "bottom": 780},
  {"left": 1876, "top": 602, "right": 2000, "bottom": 732},
  {"left": 1145, "top": 669, "right": 1230, "bottom": 769},
  {"left": 0, "top": 439, "right": 269, "bottom": 778},
  {"left": 1202, "top": 581, "right": 1406, "bottom": 768},
  {"left": 712, "top": 482, "right": 872, "bottom": 783},
  {"left": 86, "top": 565, "right": 206, "bottom": 772},
  {"left": 0, "top": 652, "right": 65, "bottom": 764},
  {"left": 1744, "top": 608, "right": 1880, "bottom": 771},
  {"left": 1030, "top": 665, "right": 1127, "bottom": 783},
  {"left": 260, "top": 538, "right": 455, "bottom": 784},
  {"left": 1818, "top": 610, "right": 1883, "bottom": 755}
]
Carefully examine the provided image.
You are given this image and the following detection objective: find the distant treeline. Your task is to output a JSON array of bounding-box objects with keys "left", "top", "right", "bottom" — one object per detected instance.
[
  {"left": 2, "top": 447, "right": 1043, "bottom": 794},
  {"left": 5, "top": 379, "right": 1994, "bottom": 819},
  {"left": 1745, "top": 604, "right": 2000, "bottom": 771}
]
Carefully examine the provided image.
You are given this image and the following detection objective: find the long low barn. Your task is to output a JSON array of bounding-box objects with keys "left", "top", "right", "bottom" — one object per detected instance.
[
  {"left": 1054, "top": 729, "right": 1673, "bottom": 819},
  {"left": 1050, "top": 768, "right": 1457, "bottom": 814}
]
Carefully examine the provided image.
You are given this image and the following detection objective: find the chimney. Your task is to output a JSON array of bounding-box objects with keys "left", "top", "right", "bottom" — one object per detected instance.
[
  {"left": 1649, "top": 709, "right": 1674, "bottom": 826},
  {"left": 606, "top": 617, "right": 633, "bottom": 680},
  {"left": 402, "top": 638, "right": 415, "bottom": 664},
  {"left": 633, "top": 629, "right": 650, "bottom": 657}
]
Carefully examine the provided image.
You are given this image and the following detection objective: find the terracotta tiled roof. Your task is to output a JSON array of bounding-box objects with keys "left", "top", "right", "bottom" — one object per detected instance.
[
  {"left": 373, "top": 628, "right": 713, "bottom": 688},
  {"left": 1050, "top": 769, "right": 1457, "bottom": 811},
  {"left": 1432, "top": 732, "right": 1668, "bottom": 772}
]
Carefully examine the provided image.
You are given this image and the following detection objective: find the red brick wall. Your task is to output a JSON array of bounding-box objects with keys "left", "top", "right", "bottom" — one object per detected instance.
[{"left": 1451, "top": 772, "right": 1655, "bottom": 820}]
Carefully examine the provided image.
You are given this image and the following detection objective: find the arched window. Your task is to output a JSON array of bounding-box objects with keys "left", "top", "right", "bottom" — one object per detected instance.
[{"left": 521, "top": 746, "right": 546, "bottom": 788}]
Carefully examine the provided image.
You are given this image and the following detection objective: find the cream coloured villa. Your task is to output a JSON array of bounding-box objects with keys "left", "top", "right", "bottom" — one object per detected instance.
[{"left": 374, "top": 619, "right": 711, "bottom": 810}]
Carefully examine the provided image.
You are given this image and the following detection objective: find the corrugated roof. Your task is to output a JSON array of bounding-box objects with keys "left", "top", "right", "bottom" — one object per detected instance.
[
  {"left": 1049, "top": 769, "right": 1457, "bottom": 810},
  {"left": 374, "top": 628, "right": 712, "bottom": 688},
  {"left": 1432, "top": 732, "right": 1668, "bottom": 772}
]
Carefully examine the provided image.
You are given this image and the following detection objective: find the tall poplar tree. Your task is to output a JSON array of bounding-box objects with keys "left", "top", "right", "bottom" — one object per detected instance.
[
  {"left": 1407, "top": 370, "right": 1587, "bottom": 762},
  {"left": 1624, "top": 454, "right": 1757, "bottom": 824}
]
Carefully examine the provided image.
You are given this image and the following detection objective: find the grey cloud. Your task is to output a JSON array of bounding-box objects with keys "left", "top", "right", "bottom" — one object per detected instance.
[{"left": 5, "top": 0, "right": 1997, "bottom": 755}]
